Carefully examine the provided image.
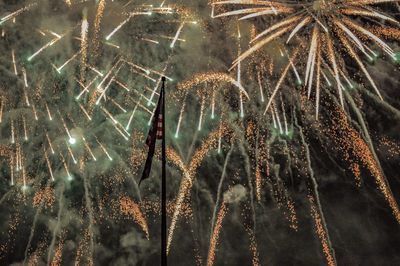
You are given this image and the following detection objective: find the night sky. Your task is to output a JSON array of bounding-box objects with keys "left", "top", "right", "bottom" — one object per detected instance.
[{"left": 0, "top": 0, "right": 400, "bottom": 265}]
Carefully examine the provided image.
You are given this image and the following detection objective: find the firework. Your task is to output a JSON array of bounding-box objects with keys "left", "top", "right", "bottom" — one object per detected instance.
[
  {"left": 213, "top": 0, "right": 400, "bottom": 117},
  {"left": 0, "top": 0, "right": 399, "bottom": 265}
]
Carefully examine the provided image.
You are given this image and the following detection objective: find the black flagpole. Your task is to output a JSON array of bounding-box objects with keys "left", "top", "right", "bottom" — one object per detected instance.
[{"left": 161, "top": 77, "right": 167, "bottom": 266}]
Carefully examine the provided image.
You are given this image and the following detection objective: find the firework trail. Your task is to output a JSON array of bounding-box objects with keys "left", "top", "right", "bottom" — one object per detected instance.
[
  {"left": 271, "top": 159, "right": 298, "bottom": 230},
  {"left": 0, "top": 190, "right": 11, "bottom": 205},
  {"left": 206, "top": 200, "right": 227, "bottom": 266},
  {"left": 167, "top": 126, "right": 229, "bottom": 253},
  {"left": 165, "top": 69, "right": 255, "bottom": 253},
  {"left": 119, "top": 196, "right": 149, "bottom": 239},
  {"left": 165, "top": 148, "right": 191, "bottom": 253},
  {"left": 50, "top": 231, "right": 66, "bottom": 266},
  {"left": 238, "top": 141, "right": 257, "bottom": 229},
  {"left": 83, "top": 172, "right": 95, "bottom": 258},
  {"left": 282, "top": 140, "right": 294, "bottom": 186},
  {"left": 209, "top": 144, "right": 234, "bottom": 239},
  {"left": 186, "top": 128, "right": 201, "bottom": 163},
  {"left": 23, "top": 202, "right": 44, "bottom": 265},
  {"left": 246, "top": 227, "right": 260, "bottom": 266},
  {"left": 46, "top": 183, "right": 65, "bottom": 266},
  {"left": 308, "top": 194, "right": 336, "bottom": 266},
  {"left": 92, "top": 0, "right": 106, "bottom": 54},
  {"left": 296, "top": 115, "right": 337, "bottom": 266},
  {"left": 173, "top": 71, "right": 250, "bottom": 142},
  {"left": 328, "top": 105, "right": 400, "bottom": 223},
  {"left": 344, "top": 90, "right": 386, "bottom": 180}
]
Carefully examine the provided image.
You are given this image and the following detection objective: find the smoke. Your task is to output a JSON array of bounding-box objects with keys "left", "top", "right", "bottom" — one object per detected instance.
[{"left": 223, "top": 184, "right": 246, "bottom": 204}]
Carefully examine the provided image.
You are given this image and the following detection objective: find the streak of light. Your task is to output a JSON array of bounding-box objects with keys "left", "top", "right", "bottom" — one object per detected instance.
[
  {"left": 78, "top": 103, "right": 92, "bottom": 121},
  {"left": 207, "top": 202, "right": 227, "bottom": 266},
  {"left": 82, "top": 137, "right": 96, "bottom": 161},
  {"left": 170, "top": 22, "right": 185, "bottom": 48},
  {"left": 95, "top": 137, "right": 112, "bottom": 161},
  {"left": 46, "top": 132, "right": 55, "bottom": 154},
  {"left": 11, "top": 49, "right": 18, "bottom": 75},
  {"left": 126, "top": 96, "right": 142, "bottom": 131},
  {"left": 44, "top": 148, "right": 54, "bottom": 181},
  {"left": 66, "top": 142, "right": 77, "bottom": 164}
]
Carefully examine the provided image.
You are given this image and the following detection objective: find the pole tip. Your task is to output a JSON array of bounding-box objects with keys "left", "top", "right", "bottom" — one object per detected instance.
[{"left": 162, "top": 76, "right": 166, "bottom": 82}]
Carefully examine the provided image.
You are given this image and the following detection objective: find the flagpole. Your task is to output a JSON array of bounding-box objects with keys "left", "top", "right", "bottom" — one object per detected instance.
[{"left": 161, "top": 76, "right": 167, "bottom": 266}]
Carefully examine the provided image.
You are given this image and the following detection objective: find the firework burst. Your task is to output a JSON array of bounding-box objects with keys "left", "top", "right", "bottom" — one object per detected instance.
[
  {"left": 0, "top": 0, "right": 399, "bottom": 265},
  {"left": 212, "top": 0, "right": 400, "bottom": 118}
]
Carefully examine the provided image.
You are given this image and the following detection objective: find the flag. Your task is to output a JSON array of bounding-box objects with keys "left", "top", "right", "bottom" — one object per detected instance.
[
  {"left": 139, "top": 78, "right": 165, "bottom": 185},
  {"left": 139, "top": 77, "right": 167, "bottom": 265}
]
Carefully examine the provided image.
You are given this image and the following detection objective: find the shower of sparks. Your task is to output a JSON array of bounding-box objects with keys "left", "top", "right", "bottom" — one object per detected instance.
[
  {"left": 213, "top": 0, "right": 400, "bottom": 115},
  {"left": 0, "top": 1, "right": 198, "bottom": 261},
  {"left": 0, "top": 0, "right": 399, "bottom": 265},
  {"left": 166, "top": 125, "right": 231, "bottom": 253},
  {"left": 119, "top": 196, "right": 150, "bottom": 239},
  {"left": 207, "top": 201, "right": 227, "bottom": 266}
]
